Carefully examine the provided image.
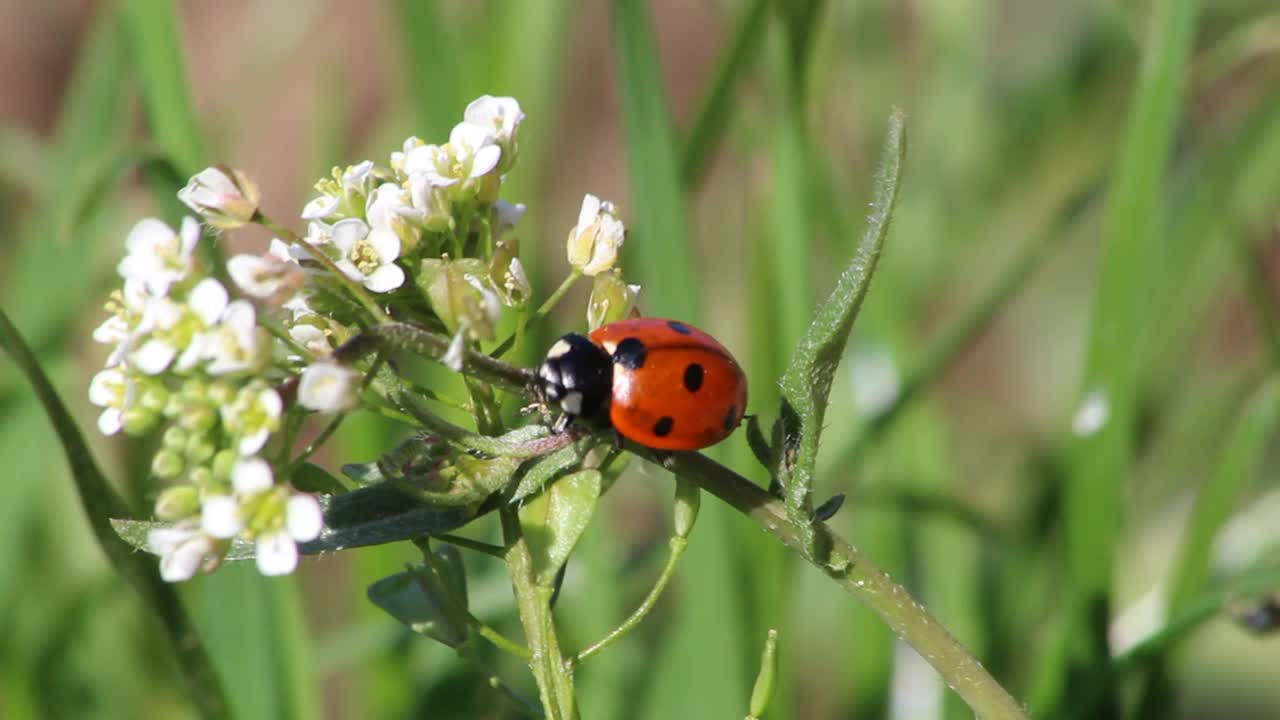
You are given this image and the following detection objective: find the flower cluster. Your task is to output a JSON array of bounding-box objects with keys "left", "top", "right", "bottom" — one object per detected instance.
[{"left": 92, "top": 94, "right": 638, "bottom": 583}]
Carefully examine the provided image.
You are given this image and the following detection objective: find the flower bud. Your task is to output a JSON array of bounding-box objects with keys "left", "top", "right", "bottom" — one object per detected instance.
[
  {"left": 121, "top": 406, "right": 159, "bottom": 435},
  {"left": 187, "top": 437, "right": 217, "bottom": 465},
  {"left": 151, "top": 449, "right": 186, "bottom": 480},
  {"left": 489, "top": 238, "right": 531, "bottom": 308},
  {"left": 566, "top": 194, "right": 625, "bottom": 276},
  {"left": 587, "top": 270, "right": 640, "bottom": 330},
  {"left": 178, "top": 165, "right": 260, "bottom": 230},
  {"left": 673, "top": 477, "right": 700, "bottom": 539},
  {"left": 155, "top": 485, "right": 201, "bottom": 520},
  {"left": 298, "top": 362, "right": 361, "bottom": 413},
  {"left": 162, "top": 426, "right": 189, "bottom": 450}
]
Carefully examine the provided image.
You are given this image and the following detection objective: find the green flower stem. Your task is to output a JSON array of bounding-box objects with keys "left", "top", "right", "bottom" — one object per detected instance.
[
  {"left": 435, "top": 533, "right": 508, "bottom": 559},
  {"left": 501, "top": 507, "right": 578, "bottom": 720},
  {"left": 648, "top": 447, "right": 1029, "bottom": 720},
  {"left": 492, "top": 270, "right": 581, "bottom": 359},
  {"left": 573, "top": 535, "right": 687, "bottom": 665},
  {"left": 255, "top": 213, "right": 391, "bottom": 324},
  {"left": 287, "top": 412, "right": 346, "bottom": 471},
  {"left": 337, "top": 322, "right": 534, "bottom": 392}
]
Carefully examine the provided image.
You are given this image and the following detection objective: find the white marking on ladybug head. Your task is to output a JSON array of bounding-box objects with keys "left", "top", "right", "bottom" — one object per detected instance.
[
  {"left": 547, "top": 339, "right": 573, "bottom": 359},
  {"left": 560, "top": 391, "right": 584, "bottom": 415},
  {"left": 601, "top": 339, "right": 617, "bottom": 354}
]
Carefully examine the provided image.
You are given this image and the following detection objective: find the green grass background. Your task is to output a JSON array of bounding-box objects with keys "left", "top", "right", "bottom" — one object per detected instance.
[{"left": 2, "top": 1, "right": 1280, "bottom": 718}]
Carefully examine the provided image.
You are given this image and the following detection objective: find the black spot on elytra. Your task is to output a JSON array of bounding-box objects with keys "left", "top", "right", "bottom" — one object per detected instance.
[
  {"left": 667, "top": 321, "right": 692, "bottom": 335},
  {"left": 683, "top": 363, "right": 704, "bottom": 392},
  {"left": 723, "top": 405, "right": 738, "bottom": 433},
  {"left": 613, "top": 337, "right": 647, "bottom": 369},
  {"left": 652, "top": 416, "right": 674, "bottom": 437}
]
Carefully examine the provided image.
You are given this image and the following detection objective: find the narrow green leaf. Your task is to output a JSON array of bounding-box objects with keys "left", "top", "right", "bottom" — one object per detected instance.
[
  {"left": 1168, "top": 380, "right": 1280, "bottom": 609},
  {"left": 610, "top": 0, "right": 696, "bottom": 318},
  {"left": 0, "top": 308, "right": 227, "bottom": 719},
  {"left": 519, "top": 469, "right": 603, "bottom": 586},
  {"left": 776, "top": 110, "right": 906, "bottom": 547},
  {"left": 1060, "top": 0, "right": 1199, "bottom": 671},
  {"left": 680, "top": 0, "right": 769, "bottom": 187},
  {"left": 389, "top": 0, "right": 463, "bottom": 141},
  {"left": 121, "top": 0, "right": 207, "bottom": 176}
]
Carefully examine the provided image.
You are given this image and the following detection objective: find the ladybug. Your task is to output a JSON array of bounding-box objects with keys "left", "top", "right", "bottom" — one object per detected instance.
[{"left": 536, "top": 318, "right": 748, "bottom": 451}]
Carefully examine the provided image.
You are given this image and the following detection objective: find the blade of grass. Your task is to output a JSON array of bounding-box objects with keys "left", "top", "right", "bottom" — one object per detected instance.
[
  {"left": 390, "top": 0, "right": 464, "bottom": 143},
  {"left": 121, "top": 0, "right": 207, "bottom": 176},
  {"left": 1039, "top": 0, "right": 1200, "bottom": 714},
  {"left": 0, "top": 308, "right": 228, "bottom": 719},
  {"left": 610, "top": 0, "right": 696, "bottom": 318},
  {"left": 680, "top": 0, "right": 769, "bottom": 188}
]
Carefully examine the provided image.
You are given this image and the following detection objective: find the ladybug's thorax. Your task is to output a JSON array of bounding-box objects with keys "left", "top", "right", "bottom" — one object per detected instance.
[{"left": 536, "top": 333, "right": 613, "bottom": 421}]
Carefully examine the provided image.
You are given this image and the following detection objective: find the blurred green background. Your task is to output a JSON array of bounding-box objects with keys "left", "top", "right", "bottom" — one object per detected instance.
[{"left": 2, "top": 0, "right": 1280, "bottom": 718}]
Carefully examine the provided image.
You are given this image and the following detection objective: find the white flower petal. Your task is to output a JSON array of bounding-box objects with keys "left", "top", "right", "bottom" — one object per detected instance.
[
  {"left": 232, "top": 457, "right": 274, "bottom": 494},
  {"left": 178, "top": 216, "right": 202, "bottom": 253},
  {"left": 201, "top": 496, "right": 242, "bottom": 539},
  {"left": 470, "top": 145, "right": 502, "bottom": 178},
  {"left": 286, "top": 495, "right": 324, "bottom": 542},
  {"left": 330, "top": 218, "right": 369, "bottom": 252},
  {"left": 298, "top": 362, "right": 359, "bottom": 412},
  {"left": 363, "top": 263, "right": 405, "bottom": 293},
  {"left": 189, "top": 278, "right": 230, "bottom": 325},
  {"left": 239, "top": 428, "right": 270, "bottom": 456},
  {"left": 576, "top": 194, "right": 601, "bottom": 231},
  {"left": 132, "top": 339, "right": 177, "bottom": 374},
  {"left": 301, "top": 195, "right": 339, "bottom": 220},
  {"left": 159, "top": 534, "right": 213, "bottom": 582},
  {"left": 366, "top": 227, "right": 401, "bottom": 261},
  {"left": 125, "top": 218, "right": 174, "bottom": 255},
  {"left": 97, "top": 408, "right": 123, "bottom": 435},
  {"left": 255, "top": 532, "right": 299, "bottom": 576}
]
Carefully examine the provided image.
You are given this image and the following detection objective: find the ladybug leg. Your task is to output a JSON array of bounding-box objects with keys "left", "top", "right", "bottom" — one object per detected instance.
[{"left": 552, "top": 412, "right": 574, "bottom": 434}]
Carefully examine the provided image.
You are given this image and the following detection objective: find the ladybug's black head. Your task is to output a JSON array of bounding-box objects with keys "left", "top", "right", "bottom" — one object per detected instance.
[{"left": 536, "top": 333, "right": 613, "bottom": 424}]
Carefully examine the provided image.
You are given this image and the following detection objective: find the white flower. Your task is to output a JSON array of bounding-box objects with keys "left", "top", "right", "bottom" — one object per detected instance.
[
  {"left": 178, "top": 165, "right": 260, "bottom": 230},
  {"left": 463, "top": 95, "right": 524, "bottom": 170},
  {"left": 148, "top": 520, "right": 219, "bottom": 582},
  {"left": 227, "top": 251, "right": 303, "bottom": 300},
  {"left": 88, "top": 366, "right": 134, "bottom": 435},
  {"left": 117, "top": 217, "right": 201, "bottom": 296},
  {"left": 331, "top": 218, "right": 405, "bottom": 292},
  {"left": 403, "top": 122, "right": 501, "bottom": 197},
  {"left": 92, "top": 280, "right": 151, "bottom": 366},
  {"left": 390, "top": 136, "right": 424, "bottom": 176},
  {"left": 289, "top": 322, "right": 332, "bottom": 357},
  {"left": 129, "top": 289, "right": 218, "bottom": 375},
  {"left": 220, "top": 382, "right": 282, "bottom": 455},
  {"left": 407, "top": 174, "right": 454, "bottom": 232},
  {"left": 202, "top": 300, "right": 268, "bottom": 376},
  {"left": 298, "top": 362, "right": 360, "bottom": 413},
  {"left": 201, "top": 457, "right": 275, "bottom": 538},
  {"left": 301, "top": 194, "right": 339, "bottom": 220},
  {"left": 366, "top": 182, "right": 425, "bottom": 252},
  {"left": 566, "top": 194, "right": 626, "bottom": 276},
  {"left": 256, "top": 494, "right": 323, "bottom": 577},
  {"left": 494, "top": 200, "right": 527, "bottom": 234}
]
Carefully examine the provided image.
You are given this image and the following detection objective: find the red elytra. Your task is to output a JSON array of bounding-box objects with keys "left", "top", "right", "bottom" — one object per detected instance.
[{"left": 588, "top": 318, "right": 748, "bottom": 451}]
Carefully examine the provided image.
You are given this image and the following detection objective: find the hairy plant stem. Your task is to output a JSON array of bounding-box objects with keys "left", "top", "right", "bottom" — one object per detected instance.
[
  {"left": 648, "top": 448, "right": 1029, "bottom": 720},
  {"left": 501, "top": 507, "right": 578, "bottom": 719}
]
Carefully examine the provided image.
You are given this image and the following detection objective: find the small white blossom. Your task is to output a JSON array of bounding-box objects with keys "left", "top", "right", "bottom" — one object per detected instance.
[
  {"left": 298, "top": 362, "right": 360, "bottom": 413},
  {"left": 201, "top": 495, "right": 242, "bottom": 539},
  {"left": 331, "top": 218, "right": 405, "bottom": 293},
  {"left": 149, "top": 521, "right": 219, "bottom": 582},
  {"left": 390, "top": 136, "right": 424, "bottom": 176},
  {"left": 463, "top": 95, "right": 524, "bottom": 170},
  {"left": 227, "top": 252, "right": 303, "bottom": 300},
  {"left": 257, "top": 493, "right": 323, "bottom": 577},
  {"left": 366, "top": 182, "right": 425, "bottom": 253},
  {"left": 301, "top": 194, "right": 339, "bottom": 221},
  {"left": 117, "top": 217, "right": 202, "bottom": 296},
  {"left": 92, "top": 280, "right": 151, "bottom": 366},
  {"left": 220, "top": 382, "right": 282, "bottom": 455},
  {"left": 89, "top": 366, "right": 134, "bottom": 435},
  {"left": 494, "top": 200, "right": 527, "bottom": 234},
  {"left": 178, "top": 166, "right": 260, "bottom": 230},
  {"left": 202, "top": 300, "right": 268, "bottom": 376},
  {"left": 403, "top": 123, "right": 501, "bottom": 197},
  {"left": 130, "top": 294, "right": 212, "bottom": 375},
  {"left": 566, "top": 194, "right": 626, "bottom": 276}
]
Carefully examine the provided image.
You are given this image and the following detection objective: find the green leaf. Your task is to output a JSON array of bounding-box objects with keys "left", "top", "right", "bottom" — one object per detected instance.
[
  {"left": 367, "top": 564, "right": 468, "bottom": 648},
  {"left": 680, "top": 0, "right": 769, "bottom": 188},
  {"left": 519, "top": 469, "right": 603, "bottom": 586},
  {"left": 121, "top": 0, "right": 206, "bottom": 176},
  {"left": 389, "top": 0, "right": 463, "bottom": 142},
  {"left": 289, "top": 462, "right": 347, "bottom": 495},
  {"left": 1168, "top": 379, "right": 1280, "bottom": 610},
  {"left": 510, "top": 433, "right": 605, "bottom": 502},
  {"left": 610, "top": 0, "right": 696, "bottom": 318},
  {"left": 775, "top": 110, "right": 906, "bottom": 550},
  {"left": 0, "top": 308, "right": 228, "bottom": 719}
]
